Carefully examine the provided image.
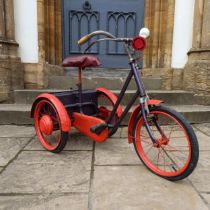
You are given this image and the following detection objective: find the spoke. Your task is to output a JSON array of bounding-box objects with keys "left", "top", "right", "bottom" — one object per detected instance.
[
  {"left": 150, "top": 149, "right": 161, "bottom": 164},
  {"left": 51, "top": 115, "right": 59, "bottom": 123},
  {"left": 156, "top": 148, "right": 161, "bottom": 168},
  {"left": 141, "top": 139, "right": 153, "bottom": 145},
  {"left": 168, "top": 124, "right": 177, "bottom": 139},
  {"left": 140, "top": 133, "right": 150, "bottom": 138},
  {"left": 162, "top": 148, "right": 166, "bottom": 171},
  {"left": 169, "top": 136, "right": 186, "bottom": 139},
  {"left": 161, "top": 147, "right": 180, "bottom": 171},
  {"left": 165, "top": 144, "right": 189, "bottom": 157},
  {"left": 42, "top": 105, "right": 48, "bottom": 115},
  {"left": 145, "top": 145, "right": 154, "bottom": 156}
]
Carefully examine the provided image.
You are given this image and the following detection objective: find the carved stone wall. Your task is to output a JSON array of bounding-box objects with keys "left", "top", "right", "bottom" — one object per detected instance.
[
  {"left": 184, "top": 0, "right": 210, "bottom": 104},
  {"left": 143, "top": 0, "right": 175, "bottom": 90},
  {"left": 44, "top": 0, "right": 62, "bottom": 65},
  {"left": 0, "top": 0, "right": 23, "bottom": 102},
  {"left": 24, "top": 0, "right": 63, "bottom": 89}
]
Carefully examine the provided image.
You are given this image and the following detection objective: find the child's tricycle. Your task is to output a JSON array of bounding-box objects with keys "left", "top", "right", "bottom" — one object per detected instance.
[{"left": 31, "top": 28, "right": 199, "bottom": 181}]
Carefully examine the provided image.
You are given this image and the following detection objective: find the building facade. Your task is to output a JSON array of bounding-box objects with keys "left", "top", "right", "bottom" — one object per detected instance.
[{"left": 0, "top": 0, "right": 210, "bottom": 104}]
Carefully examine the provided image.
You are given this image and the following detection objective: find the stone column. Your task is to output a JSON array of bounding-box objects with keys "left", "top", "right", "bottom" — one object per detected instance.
[
  {"left": 0, "top": 0, "right": 23, "bottom": 102},
  {"left": 143, "top": 0, "right": 175, "bottom": 90},
  {"left": 34, "top": 0, "right": 63, "bottom": 89},
  {"left": 184, "top": 0, "right": 210, "bottom": 104},
  {"left": 0, "top": 0, "right": 11, "bottom": 102}
]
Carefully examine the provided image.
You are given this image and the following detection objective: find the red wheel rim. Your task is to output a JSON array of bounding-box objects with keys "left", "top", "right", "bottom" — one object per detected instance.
[
  {"left": 34, "top": 100, "right": 62, "bottom": 151},
  {"left": 97, "top": 93, "right": 118, "bottom": 123},
  {"left": 135, "top": 110, "right": 192, "bottom": 177}
]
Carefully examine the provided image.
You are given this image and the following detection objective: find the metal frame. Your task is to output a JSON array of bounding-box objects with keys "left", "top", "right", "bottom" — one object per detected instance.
[{"left": 105, "top": 53, "right": 156, "bottom": 143}]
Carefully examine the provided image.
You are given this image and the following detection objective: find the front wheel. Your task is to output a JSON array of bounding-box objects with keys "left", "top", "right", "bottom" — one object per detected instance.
[{"left": 132, "top": 105, "right": 199, "bottom": 181}]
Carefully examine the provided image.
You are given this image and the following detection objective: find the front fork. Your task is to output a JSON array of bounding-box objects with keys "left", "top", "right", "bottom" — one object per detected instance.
[
  {"left": 140, "top": 97, "right": 167, "bottom": 146},
  {"left": 131, "top": 61, "right": 159, "bottom": 145},
  {"left": 139, "top": 97, "right": 157, "bottom": 144}
]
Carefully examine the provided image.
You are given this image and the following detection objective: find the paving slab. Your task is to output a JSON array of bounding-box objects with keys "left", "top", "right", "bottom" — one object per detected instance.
[
  {"left": 194, "top": 123, "right": 210, "bottom": 136},
  {"left": 111, "top": 127, "right": 122, "bottom": 138},
  {"left": 0, "top": 151, "right": 92, "bottom": 194},
  {"left": 0, "top": 125, "right": 35, "bottom": 138},
  {"left": 91, "top": 166, "right": 208, "bottom": 210},
  {"left": 25, "top": 133, "right": 93, "bottom": 151},
  {"left": 201, "top": 194, "right": 210, "bottom": 209},
  {"left": 121, "top": 127, "right": 128, "bottom": 138},
  {"left": 0, "top": 137, "right": 30, "bottom": 166},
  {"left": 0, "top": 194, "right": 88, "bottom": 210},
  {"left": 189, "top": 152, "right": 210, "bottom": 193},
  {"left": 194, "top": 130, "right": 210, "bottom": 150},
  {"left": 95, "top": 138, "right": 140, "bottom": 165}
]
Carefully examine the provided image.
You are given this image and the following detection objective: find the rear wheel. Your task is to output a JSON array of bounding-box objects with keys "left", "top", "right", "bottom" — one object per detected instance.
[
  {"left": 34, "top": 99, "right": 68, "bottom": 153},
  {"left": 132, "top": 105, "right": 199, "bottom": 181},
  {"left": 97, "top": 91, "right": 119, "bottom": 124}
]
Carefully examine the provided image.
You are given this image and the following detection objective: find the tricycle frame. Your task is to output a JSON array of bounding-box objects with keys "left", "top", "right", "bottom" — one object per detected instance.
[
  {"left": 107, "top": 59, "right": 156, "bottom": 144},
  {"left": 31, "top": 28, "right": 199, "bottom": 181}
]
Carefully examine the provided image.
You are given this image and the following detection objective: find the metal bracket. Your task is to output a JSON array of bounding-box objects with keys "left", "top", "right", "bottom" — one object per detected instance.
[{"left": 139, "top": 95, "right": 150, "bottom": 114}]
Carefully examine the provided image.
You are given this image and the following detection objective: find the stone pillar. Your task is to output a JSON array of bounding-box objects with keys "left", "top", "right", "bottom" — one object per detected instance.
[
  {"left": 184, "top": 0, "right": 210, "bottom": 104},
  {"left": 0, "top": 0, "right": 10, "bottom": 102},
  {"left": 143, "top": 0, "right": 175, "bottom": 90},
  {"left": 0, "top": 0, "right": 23, "bottom": 102},
  {"left": 33, "top": 0, "right": 63, "bottom": 89}
]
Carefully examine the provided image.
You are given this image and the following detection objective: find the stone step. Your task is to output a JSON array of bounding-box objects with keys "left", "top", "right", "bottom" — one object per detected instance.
[
  {"left": 0, "top": 104, "right": 210, "bottom": 125},
  {"left": 48, "top": 76, "right": 162, "bottom": 90},
  {"left": 113, "top": 90, "right": 195, "bottom": 106},
  {"left": 14, "top": 89, "right": 195, "bottom": 105}
]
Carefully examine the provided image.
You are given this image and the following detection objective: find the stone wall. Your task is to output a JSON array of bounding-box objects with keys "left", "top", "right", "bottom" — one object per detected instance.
[
  {"left": 143, "top": 0, "right": 175, "bottom": 90},
  {"left": 0, "top": 0, "right": 23, "bottom": 102},
  {"left": 183, "top": 0, "right": 210, "bottom": 105},
  {"left": 24, "top": 0, "right": 62, "bottom": 89},
  {"left": 24, "top": 63, "right": 63, "bottom": 89}
]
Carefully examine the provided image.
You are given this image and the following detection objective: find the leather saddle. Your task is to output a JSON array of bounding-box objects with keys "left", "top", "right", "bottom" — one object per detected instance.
[{"left": 62, "top": 55, "right": 101, "bottom": 69}]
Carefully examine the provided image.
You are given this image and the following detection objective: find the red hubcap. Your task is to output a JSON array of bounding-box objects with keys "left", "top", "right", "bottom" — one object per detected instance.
[
  {"left": 39, "top": 115, "right": 53, "bottom": 136},
  {"left": 155, "top": 137, "right": 169, "bottom": 148}
]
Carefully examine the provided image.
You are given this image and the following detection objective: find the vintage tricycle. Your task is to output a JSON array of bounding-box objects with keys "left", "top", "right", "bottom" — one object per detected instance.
[{"left": 31, "top": 28, "right": 199, "bottom": 181}]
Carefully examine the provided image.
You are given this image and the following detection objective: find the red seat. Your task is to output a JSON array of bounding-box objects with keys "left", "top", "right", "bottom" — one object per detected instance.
[{"left": 62, "top": 55, "right": 101, "bottom": 69}]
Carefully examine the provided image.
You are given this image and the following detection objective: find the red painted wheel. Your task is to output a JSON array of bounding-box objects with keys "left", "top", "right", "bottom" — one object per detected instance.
[
  {"left": 34, "top": 99, "right": 68, "bottom": 153},
  {"left": 133, "top": 105, "right": 199, "bottom": 181}
]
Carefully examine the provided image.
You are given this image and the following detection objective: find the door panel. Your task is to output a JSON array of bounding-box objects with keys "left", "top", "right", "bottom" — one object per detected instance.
[{"left": 62, "top": 0, "right": 145, "bottom": 68}]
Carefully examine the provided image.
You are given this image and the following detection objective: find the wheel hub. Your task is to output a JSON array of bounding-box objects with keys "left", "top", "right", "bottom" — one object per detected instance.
[
  {"left": 155, "top": 137, "right": 169, "bottom": 148},
  {"left": 39, "top": 115, "right": 53, "bottom": 136}
]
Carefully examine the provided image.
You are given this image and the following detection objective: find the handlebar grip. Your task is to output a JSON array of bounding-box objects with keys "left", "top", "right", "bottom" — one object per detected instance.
[{"left": 78, "top": 35, "right": 90, "bottom": 45}]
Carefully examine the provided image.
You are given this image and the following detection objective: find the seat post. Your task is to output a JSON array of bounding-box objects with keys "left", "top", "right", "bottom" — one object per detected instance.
[{"left": 78, "top": 67, "right": 83, "bottom": 112}]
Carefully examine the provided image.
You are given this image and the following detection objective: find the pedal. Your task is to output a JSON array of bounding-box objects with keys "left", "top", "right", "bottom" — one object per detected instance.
[{"left": 90, "top": 123, "right": 107, "bottom": 135}]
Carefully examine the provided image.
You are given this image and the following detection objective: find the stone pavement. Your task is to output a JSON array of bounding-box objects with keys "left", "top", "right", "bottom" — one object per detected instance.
[{"left": 0, "top": 124, "right": 210, "bottom": 210}]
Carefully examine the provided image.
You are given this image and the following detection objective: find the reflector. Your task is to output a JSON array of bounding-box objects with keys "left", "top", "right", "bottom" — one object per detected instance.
[{"left": 132, "top": 36, "right": 146, "bottom": 51}]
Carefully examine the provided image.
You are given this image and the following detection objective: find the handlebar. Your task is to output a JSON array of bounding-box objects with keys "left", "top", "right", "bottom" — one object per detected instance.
[
  {"left": 78, "top": 28, "right": 150, "bottom": 46},
  {"left": 78, "top": 30, "right": 116, "bottom": 45},
  {"left": 78, "top": 28, "right": 150, "bottom": 56}
]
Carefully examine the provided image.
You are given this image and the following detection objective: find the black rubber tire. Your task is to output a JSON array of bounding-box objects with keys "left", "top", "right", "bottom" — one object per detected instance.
[
  {"left": 132, "top": 105, "right": 199, "bottom": 181},
  {"left": 51, "top": 132, "right": 68, "bottom": 153}
]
